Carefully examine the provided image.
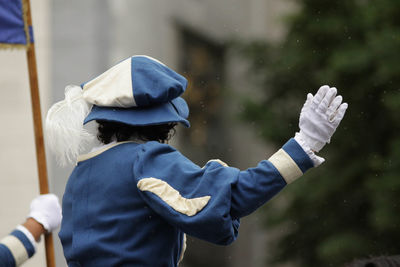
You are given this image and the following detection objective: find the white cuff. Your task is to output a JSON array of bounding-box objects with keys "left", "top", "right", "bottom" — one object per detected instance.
[
  {"left": 16, "top": 225, "right": 37, "bottom": 250},
  {"left": 294, "top": 132, "right": 325, "bottom": 166},
  {"left": 268, "top": 149, "right": 304, "bottom": 184}
]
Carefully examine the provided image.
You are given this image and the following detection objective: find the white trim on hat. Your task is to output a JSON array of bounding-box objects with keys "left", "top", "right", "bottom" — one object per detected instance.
[{"left": 82, "top": 57, "right": 137, "bottom": 108}]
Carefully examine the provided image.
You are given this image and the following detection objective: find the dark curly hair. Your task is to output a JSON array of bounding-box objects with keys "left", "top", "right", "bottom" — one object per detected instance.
[{"left": 96, "top": 120, "right": 177, "bottom": 144}]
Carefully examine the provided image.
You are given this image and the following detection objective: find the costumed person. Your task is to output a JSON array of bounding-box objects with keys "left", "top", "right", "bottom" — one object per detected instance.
[
  {"left": 0, "top": 194, "right": 62, "bottom": 266},
  {"left": 45, "top": 55, "right": 348, "bottom": 266}
]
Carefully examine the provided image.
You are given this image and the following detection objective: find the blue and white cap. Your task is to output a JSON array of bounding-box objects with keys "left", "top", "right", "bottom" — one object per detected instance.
[
  {"left": 45, "top": 55, "right": 190, "bottom": 166},
  {"left": 82, "top": 55, "right": 190, "bottom": 127}
]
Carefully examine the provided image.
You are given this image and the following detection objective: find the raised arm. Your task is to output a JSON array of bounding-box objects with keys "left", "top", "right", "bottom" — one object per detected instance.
[{"left": 134, "top": 86, "right": 347, "bottom": 245}]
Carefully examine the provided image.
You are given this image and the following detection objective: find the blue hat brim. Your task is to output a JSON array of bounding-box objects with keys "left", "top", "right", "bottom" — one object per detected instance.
[{"left": 84, "top": 97, "right": 190, "bottom": 127}]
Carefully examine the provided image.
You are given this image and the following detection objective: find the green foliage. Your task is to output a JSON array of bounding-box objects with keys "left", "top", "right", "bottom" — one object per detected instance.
[{"left": 236, "top": 0, "right": 400, "bottom": 266}]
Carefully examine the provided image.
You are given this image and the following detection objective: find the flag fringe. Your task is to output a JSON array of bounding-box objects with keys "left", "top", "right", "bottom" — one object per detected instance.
[
  {"left": 22, "top": 0, "right": 31, "bottom": 49},
  {"left": 0, "top": 43, "right": 27, "bottom": 50}
]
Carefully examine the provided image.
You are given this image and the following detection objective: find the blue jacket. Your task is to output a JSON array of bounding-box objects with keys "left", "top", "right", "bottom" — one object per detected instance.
[
  {"left": 59, "top": 139, "right": 313, "bottom": 266},
  {"left": 0, "top": 227, "right": 35, "bottom": 267}
]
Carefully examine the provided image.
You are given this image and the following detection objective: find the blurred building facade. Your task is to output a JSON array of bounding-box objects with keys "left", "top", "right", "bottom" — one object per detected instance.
[{"left": 0, "top": 0, "right": 293, "bottom": 266}]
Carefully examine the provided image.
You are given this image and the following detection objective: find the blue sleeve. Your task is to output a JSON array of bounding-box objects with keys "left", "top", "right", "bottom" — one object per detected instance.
[
  {"left": 231, "top": 138, "right": 314, "bottom": 218},
  {"left": 134, "top": 139, "right": 313, "bottom": 245},
  {"left": 0, "top": 243, "right": 16, "bottom": 267},
  {"left": 0, "top": 229, "right": 35, "bottom": 266}
]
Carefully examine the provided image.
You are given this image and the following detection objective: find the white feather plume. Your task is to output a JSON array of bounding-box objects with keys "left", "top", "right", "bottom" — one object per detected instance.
[{"left": 45, "top": 85, "right": 95, "bottom": 166}]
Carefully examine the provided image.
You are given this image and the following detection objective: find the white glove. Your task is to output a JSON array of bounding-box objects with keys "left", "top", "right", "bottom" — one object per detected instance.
[
  {"left": 28, "top": 194, "right": 62, "bottom": 232},
  {"left": 297, "top": 85, "right": 348, "bottom": 152}
]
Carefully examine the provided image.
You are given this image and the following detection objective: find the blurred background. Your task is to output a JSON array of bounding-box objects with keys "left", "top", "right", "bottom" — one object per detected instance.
[{"left": 0, "top": 0, "right": 399, "bottom": 266}]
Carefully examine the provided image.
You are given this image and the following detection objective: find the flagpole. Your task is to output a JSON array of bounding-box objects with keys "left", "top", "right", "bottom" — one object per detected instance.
[{"left": 25, "top": 0, "right": 56, "bottom": 266}]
